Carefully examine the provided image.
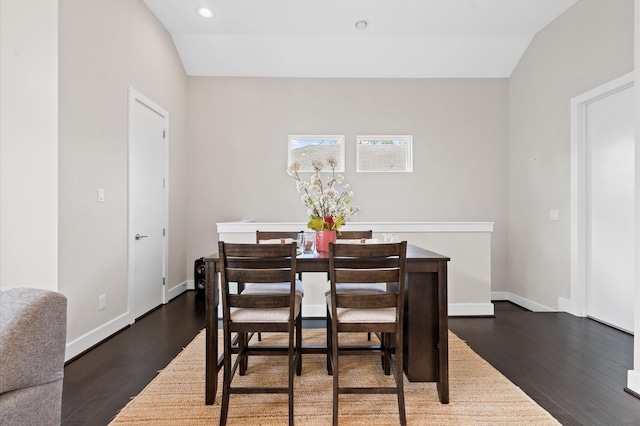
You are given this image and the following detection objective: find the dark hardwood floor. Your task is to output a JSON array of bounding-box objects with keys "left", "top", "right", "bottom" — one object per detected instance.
[
  {"left": 449, "top": 303, "right": 640, "bottom": 426},
  {"left": 62, "top": 292, "right": 640, "bottom": 425},
  {"left": 61, "top": 292, "right": 206, "bottom": 425}
]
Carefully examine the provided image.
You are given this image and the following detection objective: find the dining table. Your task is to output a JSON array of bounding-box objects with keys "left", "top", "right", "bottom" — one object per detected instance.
[{"left": 203, "top": 243, "right": 450, "bottom": 405}]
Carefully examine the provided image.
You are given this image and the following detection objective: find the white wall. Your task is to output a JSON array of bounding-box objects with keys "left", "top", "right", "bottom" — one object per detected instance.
[
  {"left": 0, "top": 0, "right": 58, "bottom": 291},
  {"left": 186, "top": 77, "right": 509, "bottom": 295},
  {"left": 58, "top": 0, "right": 188, "bottom": 350},
  {"left": 507, "top": 0, "right": 634, "bottom": 310}
]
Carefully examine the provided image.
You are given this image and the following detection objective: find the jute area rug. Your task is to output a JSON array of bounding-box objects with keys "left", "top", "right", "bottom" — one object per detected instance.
[{"left": 109, "top": 329, "right": 560, "bottom": 425}]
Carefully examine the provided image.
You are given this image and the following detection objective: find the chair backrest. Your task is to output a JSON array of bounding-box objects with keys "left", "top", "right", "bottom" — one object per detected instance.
[
  {"left": 328, "top": 241, "right": 407, "bottom": 313},
  {"left": 336, "top": 230, "right": 373, "bottom": 240},
  {"left": 256, "top": 231, "right": 303, "bottom": 243},
  {"left": 218, "top": 242, "right": 298, "bottom": 315}
]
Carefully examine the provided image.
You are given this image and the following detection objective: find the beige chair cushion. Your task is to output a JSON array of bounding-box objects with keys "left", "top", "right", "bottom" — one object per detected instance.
[
  {"left": 243, "top": 279, "right": 304, "bottom": 296},
  {"left": 326, "top": 295, "right": 397, "bottom": 323},
  {"left": 323, "top": 282, "right": 386, "bottom": 295},
  {"left": 230, "top": 295, "right": 302, "bottom": 323}
]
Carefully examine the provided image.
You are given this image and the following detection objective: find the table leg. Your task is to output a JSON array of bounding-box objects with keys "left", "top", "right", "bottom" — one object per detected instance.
[
  {"left": 205, "top": 260, "right": 218, "bottom": 405},
  {"left": 437, "top": 260, "right": 449, "bottom": 404}
]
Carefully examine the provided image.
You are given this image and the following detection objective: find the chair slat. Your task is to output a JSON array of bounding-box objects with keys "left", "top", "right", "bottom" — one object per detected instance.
[
  {"left": 226, "top": 268, "right": 293, "bottom": 284},
  {"left": 256, "top": 230, "right": 303, "bottom": 243},
  {"left": 336, "top": 230, "right": 373, "bottom": 240},
  {"left": 334, "top": 268, "right": 399, "bottom": 284},
  {"left": 335, "top": 293, "right": 398, "bottom": 309},
  {"left": 228, "top": 294, "right": 290, "bottom": 309}
]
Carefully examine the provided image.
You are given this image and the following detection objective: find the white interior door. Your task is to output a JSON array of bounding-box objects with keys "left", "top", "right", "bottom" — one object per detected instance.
[
  {"left": 129, "top": 89, "right": 167, "bottom": 319},
  {"left": 586, "top": 84, "right": 635, "bottom": 333}
]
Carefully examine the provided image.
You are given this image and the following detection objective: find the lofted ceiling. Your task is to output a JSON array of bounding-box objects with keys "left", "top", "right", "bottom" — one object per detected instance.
[{"left": 142, "top": 0, "right": 578, "bottom": 78}]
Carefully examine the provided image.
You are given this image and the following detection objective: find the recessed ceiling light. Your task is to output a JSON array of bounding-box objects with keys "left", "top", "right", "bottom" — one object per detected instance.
[
  {"left": 355, "top": 20, "right": 368, "bottom": 30},
  {"left": 196, "top": 7, "right": 215, "bottom": 18}
]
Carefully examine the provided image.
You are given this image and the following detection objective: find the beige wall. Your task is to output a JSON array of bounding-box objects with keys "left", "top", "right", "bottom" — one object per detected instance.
[
  {"left": 186, "top": 77, "right": 509, "bottom": 292},
  {"left": 0, "top": 0, "right": 58, "bottom": 290},
  {"left": 508, "top": 0, "right": 634, "bottom": 309},
  {"left": 58, "top": 0, "right": 188, "bottom": 344}
]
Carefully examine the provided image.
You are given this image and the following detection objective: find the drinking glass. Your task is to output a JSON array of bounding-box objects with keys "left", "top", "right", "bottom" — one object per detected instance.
[{"left": 301, "top": 233, "right": 315, "bottom": 253}]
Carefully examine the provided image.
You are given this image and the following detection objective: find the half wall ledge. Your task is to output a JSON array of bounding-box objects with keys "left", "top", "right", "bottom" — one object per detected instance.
[{"left": 217, "top": 221, "right": 494, "bottom": 317}]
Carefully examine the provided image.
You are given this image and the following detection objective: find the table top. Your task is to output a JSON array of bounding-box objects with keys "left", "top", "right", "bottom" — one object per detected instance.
[
  {"left": 206, "top": 243, "right": 448, "bottom": 260},
  {"left": 205, "top": 244, "right": 449, "bottom": 272}
]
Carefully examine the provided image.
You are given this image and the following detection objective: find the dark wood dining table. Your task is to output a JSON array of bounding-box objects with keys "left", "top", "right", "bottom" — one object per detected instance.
[{"left": 203, "top": 243, "right": 450, "bottom": 405}]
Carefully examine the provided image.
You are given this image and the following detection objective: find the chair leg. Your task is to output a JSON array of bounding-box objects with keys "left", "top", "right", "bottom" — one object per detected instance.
[
  {"left": 220, "top": 328, "right": 232, "bottom": 426},
  {"left": 239, "top": 332, "right": 248, "bottom": 375},
  {"left": 326, "top": 307, "right": 333, "bottom": 375},
  {"left": 383, "top": 333, "right": 391, "bottom": 375},
  {"left": 288, "top": 329, "right": 295, "bottom": 426},
  {"left": 296, "top": 312, "right": 302, "bottom": 376},
  {"left": 331, "top": 326, "right": 339, "bottom": 426},
  {"left": 395, "top": 331, "right": 407, "bottom": 426}
]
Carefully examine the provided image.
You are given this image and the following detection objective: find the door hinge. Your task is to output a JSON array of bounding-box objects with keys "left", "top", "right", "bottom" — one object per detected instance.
[
  {"left": 163, "top": 277, "right": 165, "bottom": 285},
  {"left": 162, "top": 179, "right": 165, "bottom": 188},
  {"left": 163, "top": 228, "right": 166, "bottom": 236},
  {"left": 163, "top": 130, "right": 166, "bottom": 139}
]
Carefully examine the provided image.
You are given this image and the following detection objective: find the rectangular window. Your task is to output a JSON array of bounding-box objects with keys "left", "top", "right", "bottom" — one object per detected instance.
[
  {"left": 356, "top": 135, "right": 413, "bottom": 172},
  {"left": 288, "top": 135, "right": 345, "bottom": 172}
]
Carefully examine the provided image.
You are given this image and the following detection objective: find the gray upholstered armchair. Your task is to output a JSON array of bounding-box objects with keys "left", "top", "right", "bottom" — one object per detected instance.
[{"left": 0, "top": 287, "right": 67, "bottom": 426}]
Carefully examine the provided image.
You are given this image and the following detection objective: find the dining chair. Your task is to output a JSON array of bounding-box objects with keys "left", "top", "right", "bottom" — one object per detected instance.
[
  {"left": 252, "top": 231, "right": 304, "bottom": 343},
  {"left": 326, "top": 241, "right": 407, "bottom": 426},
  {"left": 334, "top": 230, "right": 380, "bottom": 342},
  {"left": 218, "top": 241, "right": 302, "bottom": 426}
]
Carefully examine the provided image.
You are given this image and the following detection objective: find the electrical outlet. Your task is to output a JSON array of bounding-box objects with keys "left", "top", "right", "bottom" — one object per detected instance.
[
  {"left": 99, "top": 294, "right": 106, "bottom": 310},
  {"left": 549, "top": 210, "right": 559, "bottom": 221}
]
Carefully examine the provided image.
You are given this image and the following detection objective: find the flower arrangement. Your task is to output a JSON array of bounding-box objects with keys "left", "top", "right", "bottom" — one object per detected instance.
[{"left": 286, "top": 157, "right": 359, "bottom": 232}]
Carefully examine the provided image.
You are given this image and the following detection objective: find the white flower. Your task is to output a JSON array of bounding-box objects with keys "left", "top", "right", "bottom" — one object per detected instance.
[
  {"left": 286, "top": 162, "right": 300, "bottom": 176},
  {"left": 286, "top": 157, "right": 360, "bottom": 231}
]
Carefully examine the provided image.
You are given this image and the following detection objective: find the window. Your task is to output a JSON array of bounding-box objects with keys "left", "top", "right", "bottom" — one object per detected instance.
[
  {"left": 288, "top": 135, "right": 345, "bottom": 172},
  {"left": 356, "top": 135, "right": 413, "bottom": 172}
]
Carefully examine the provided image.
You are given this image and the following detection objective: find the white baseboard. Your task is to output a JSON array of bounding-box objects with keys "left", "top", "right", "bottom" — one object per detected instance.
[
  {"left": 167, "top": 280, "right": 189, "bottom": 301},
  {"left": 491, "top": 291, "right": 555, "bottom": 312},
  {"left": 186, "top": 279, "right": 195, "bottom": 290},
  {"left": 627, "top": 370, "right": 640, "bottom": 394},
  {"left": 300, "top": 303, "right": 494, "bottom": 318},
  {"left": 449, "top": 303, "right": 494, "bottom": 316},
  {"left": 65, "top": 311, "right": 132, "bottom": 361},
  {"left": 66, "top": 281, "right": 190, "bottom": 362},
  {"left": 491, "top": 291, "right": 510, "bottom": 301}
]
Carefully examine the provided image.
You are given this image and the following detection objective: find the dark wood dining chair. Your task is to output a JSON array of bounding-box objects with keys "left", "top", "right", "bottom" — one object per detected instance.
[
  {"left": 252, "top": 231, "right": 304, "bottom": 343},
  {"left": 336, "top": 229, "right": 373, "bottom": 241},
  {"left": 218, "top": 241, "right": 302, "bottom": 426},
  {"left": 333, "top": 230, "right": 380, "bottom": 341},
  {"left": 326, "top": 241, "right": 407, "bottom": 426}
]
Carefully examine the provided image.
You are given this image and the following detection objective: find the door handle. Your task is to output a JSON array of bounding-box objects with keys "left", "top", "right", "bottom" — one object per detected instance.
[{"left": 135, "top": 233, "right": 148, "bottom": 240}]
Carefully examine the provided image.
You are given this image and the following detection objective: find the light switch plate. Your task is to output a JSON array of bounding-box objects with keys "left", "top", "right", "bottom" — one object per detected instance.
[
  {"left": 549, "top": 210, "right": 559, "bottom": 221},
  {"left": 97, "top": 188, "right": 105, "bottom": 203}
]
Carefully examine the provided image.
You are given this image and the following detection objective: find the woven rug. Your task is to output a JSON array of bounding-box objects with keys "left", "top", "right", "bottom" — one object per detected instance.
[{"left": 109, "top": 329, "right": 560, "bottom": 425}]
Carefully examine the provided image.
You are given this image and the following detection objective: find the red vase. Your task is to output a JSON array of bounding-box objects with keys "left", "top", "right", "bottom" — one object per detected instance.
[{"left": 315, "top": 230, "right": 337, "bottom": 252}]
